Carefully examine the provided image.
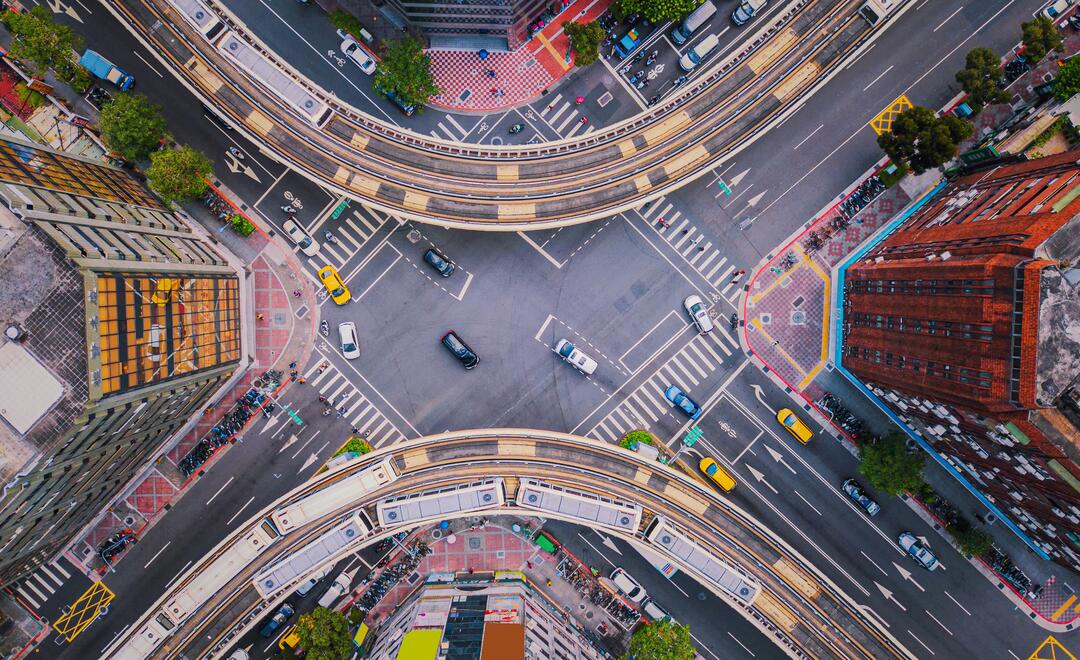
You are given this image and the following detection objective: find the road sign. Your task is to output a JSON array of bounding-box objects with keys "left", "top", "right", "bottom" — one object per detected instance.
[
  {"left": 288, "top": 410, "right": 304, "bottom": 426},
  {"left": 717, "top": 180, "right": 732, "bottom": 196},
  {"left": 330, "top": 199, "right": 350, "bottom": 220},
  {"left": 683, "top": 426, "right": 703, "bottom": 446}
]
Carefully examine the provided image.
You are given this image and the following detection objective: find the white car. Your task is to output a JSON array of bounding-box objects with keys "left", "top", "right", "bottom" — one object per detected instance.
[
  {"left": 317, "top": 571, "right": 352, "bottom": 609},
  {"left": 898, "top": 532, "right": 940, "bottom": 571},
  {"left": 555, "top": 338, "right": 598, "bottom": 375},
  {"left": 338, "top": 322, "right": 360, "bottom": 360},
  {"left": 642, "top": 598, "right": 670, "bottom": 622},
  {"left": 295, "top": 567, "right": 329, "bottom": 597},
  {"left": 683, "top": 295, "right": 714, "bottom": 334},
  {"left": 609, "top": 567, "right": 647, "bottom": 603},
  {"left": 282, "top": 218, "right": 320, "bottom": 256},
  {"left": 341, "top": 39, "right": 376, "bottom": 74}
]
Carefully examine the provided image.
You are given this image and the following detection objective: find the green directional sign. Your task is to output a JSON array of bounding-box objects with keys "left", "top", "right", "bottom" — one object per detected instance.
[
  {"left": 683, "top": 425, "right": 703, "bottom": 446},
  {"left": 288, "top": 410, "right": 304, "bottom": 426},
  {"left": 717, "top": 180, "right": 732, "bottom": 196},
  {"left": 330, "top": 199, "right": 350, "bottom": 220}
]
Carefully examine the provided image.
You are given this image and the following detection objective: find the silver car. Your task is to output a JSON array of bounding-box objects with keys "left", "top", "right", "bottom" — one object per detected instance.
[
  {"left": 683, "top": 294, "right": 714, "bottom": 333},
  {"left": 339, "top": 322, "right": 360, "bottom": 360},
  {"left": 341, "top": 39, "right": 376, "bottom": 74},
  {"left": 555, "top": 338, "right": 598, "bottom": 375},
  {"left": 282, "top": 219, "right": 320, "bottom": 256}
]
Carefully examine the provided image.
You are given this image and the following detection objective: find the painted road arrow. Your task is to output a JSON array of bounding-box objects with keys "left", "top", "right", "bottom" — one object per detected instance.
[
  {"left": 873, "top": 581, "right": 907, "bottom": 611},
  {"left": 298, "top": 452, "right": 319, "bottom": 474},
  {"left": 728, "top": 168, "right": 751, "bottom": 188},
  {"left": 598, "top": 533, "right": 623, "bottom": 555},
  {"left": 746, "top": 464, "right": 778, "bottom": 494},
  {"left": 279, "top": 434, "right": 298, "bottom": 453},
  {"left": 47, "top": 0, "right": 82, "bottom": 22},
  {"left": 749, "top": 384, "right": 776, "bottom": 413},
  {"left": 224, "top": 152, "right": 261, "bottom": 182},
  {"left": 764, "top": 445, "right": 796, "bottom": 475},
  {"left": 892, "top": 562, "right": 926, "bottom": 592}
]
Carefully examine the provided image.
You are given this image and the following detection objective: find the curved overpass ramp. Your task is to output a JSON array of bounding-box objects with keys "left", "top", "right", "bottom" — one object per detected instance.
[
  {"left": 105, "top": 0, "right": 907, "bottom": 229},
  {"left": 109, "top": 430, "right": 912, "bottom": 659}
]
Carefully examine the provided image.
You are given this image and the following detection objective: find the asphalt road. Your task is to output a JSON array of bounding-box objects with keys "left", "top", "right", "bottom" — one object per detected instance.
[{"left": 28, "top": 0, "right": 1075, "bottom": 658}]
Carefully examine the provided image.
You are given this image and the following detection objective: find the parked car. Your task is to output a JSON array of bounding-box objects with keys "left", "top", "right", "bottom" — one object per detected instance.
[
  {"left": 1043, "top": 0, "right": 1073, "bottom": 19},
  {"left": 259, "top": 602, "right": 295, "bottom": 637},
  {"left": 317, "top": 265, "right": 351, "bottom": 305},
  {"left": 317, "top": 571, "right": 352, "bottom": 609},
  {"left": 341, "top": 38, "right": 376, "bottom": 74},
  {"left": 732, "top": 0, "right": 767, "bottom": 25},
  {"left": 278, "top": 624, "right": 300, "bottom": 650},
  {"left": 700, "top": 457, "right": 736, "bottom": 492},
  {"left": 295, "top": 568, "right": 329, "bottom": 597},
  {"left": 841, "top": 478, "right": 880, "bottom": 516},
  {"left": 683, "top": 294, "right": 714, "bottom": 333},
  {"left": 664, "top": 385, "right": 702, "bottom": 419},
  {"left": 643, "top": 598, "right": 671, "bottom": 622},
  {"left": 609, "top": 568, "right": 647, "bottom": 603},
  {"left": 339, "top": 322, "right": 360, "bottom": 360},
  {"left": 898, "top": 532, "right": 940, "bottom": 571},
  {"left": 422, "top": 248, "right": 455, "bottom": 277},
  {"left": 777, "top": 408, "right": 812, "bottom": 444},
  {"left": 441, "top": 331, "right": 479, "bottom": 369},
  {"left": 555, "top": 338, "right": 598, "bottom": 375},
  {"left": 282, "top": 218, "right": 320, "bottom": 256}
]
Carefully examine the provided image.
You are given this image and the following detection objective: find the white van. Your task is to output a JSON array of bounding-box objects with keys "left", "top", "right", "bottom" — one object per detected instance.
[
  {"left": 732, "top": 0, "right": 767, "bottom": 25},
  {"left": 858, "top": 0, "right": 898, "bottom": 25},
  {"left": 317, "top": 571, "right": 352, "bottom": 609},
  {"left": 672, "top": 1, "right": 717, "bottom": 45},
  {"left": 679, "top": 34, "right": 720, "bottom": 71}
]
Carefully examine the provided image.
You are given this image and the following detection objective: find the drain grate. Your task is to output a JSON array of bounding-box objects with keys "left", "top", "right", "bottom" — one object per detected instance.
[
  {"left": 760, "top": 313, "right": 772, "bottom": 325},
  {"left": 791, "top": 310, "right": 807, "bottom": 325},
  {"left": 792, "top": 295, "right": 804, "bottom": 308}
]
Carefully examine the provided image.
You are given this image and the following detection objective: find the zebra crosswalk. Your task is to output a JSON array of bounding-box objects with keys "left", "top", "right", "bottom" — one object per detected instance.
[
  {"left": 637, "top": 199, "right": 746, "bottom": 296},
  {"left": 430, "top": 113, "right": 471, "bottom": 141},
  {"left": 304, "top": 360, "right": 407, "bottom": 447},
  {"left": 538, "top": 93, "right": 596, "bottom": 138},
  {"left": 589, "top": 330, "right": 738, "bottom": 443},
  {"left": 301, "top": 205, "right": 391, "bottom": 271},
  {"left": 12, "top": 557, "right": 83, "bottom": 612}
]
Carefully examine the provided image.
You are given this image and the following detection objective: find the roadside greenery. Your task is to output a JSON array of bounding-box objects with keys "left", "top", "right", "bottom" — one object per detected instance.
[
  {"left": 328, "top": 9, "right": 367, "bottom": 40},
  {"left": 294, "top": 607, "right": 353, "bottom": 660},
  {"left": 878, "top": 162, "right": 908, "bottom": 188},
  {"left": 146, "top": 146, "right": 213, "bottom": 205},
  {"left": 14, "top": 83, "right": 45, "bottom": 109},
  {"left": 229, "top": 214, "right": 255, "bottom": 237},
  {"left": 955, "top": 47, "right": 1009, "bottom": 108},
  {"left": 373, "top": 36, "right": 438, "bottom": 111},
  {"left": 619, "top": 430, "right": 655, "bottom": 450},
  {"left": 2, "top": 7, "right": 88, "bottom": 90},
  {"left": 98, "top": 94, "right": 169, "bottom": 161},
  {"left": 1020, "top": 15, "right": 1062, "bottom": 63},
  {"left": 877, "top": 105, "right": 972, "bottom": 174},
  {"left": 951, "top": 520, "right": 993, "bottom": 557},
  {"left": 564, "top": 21, "right": 606, "bottom": 67},
  {"left": 614, "top": 0, "right": 696, "bottom": 23},
  {"left": 1054, "top": 56, "right": 1080, "bottom": 101},
  {"left": 624, "top": 619, "right": 696, "bottom": 660},
  {"left": 333, "top": 437, "right": 373, "bottom": 458},
  {"left": 858, "top": 432, "right": 926, "bottom": 497}
]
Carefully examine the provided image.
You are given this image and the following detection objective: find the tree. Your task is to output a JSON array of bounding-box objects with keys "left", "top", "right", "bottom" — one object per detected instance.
[
  {"left": 877, "top": 106, "right": 972, "bottom": 174},
  {"left": 294, "top": 607, "right": 353, "bottom": 660},
  {"left": 624, "top": 619, "right": 696, "bottom": 660},
  {"left": 951, "top": 522, "right": 993, "bottom": 558},
  {"left": 146, "top": 146, "right": 213, "bottom": 205},
  {"left": 858, "top": 432, "right": 925, "bottom": 496},
  {"left": 2, "top": 7, "right": 83, "bottom": 78},
  {"left": 614, "top": 0, "right": 697, "bottom": 23},
  {"left": 955, "top": 47, "right": 1008, "bottom": 107},
  {"left": 373, "top": 36, "right": 439, "bottom": 111},
  {"left": 564, "top": 21, "right": 606, "bottom": 67},
  {"left": 98, "top": 94, "right": 169, "bottom": 161},
  {"left": 1021, "top": 16, "right": 1062, "bottom": 63},
  {"left": 1054, "top": 56, "right": 1080, "bottom": 101}
]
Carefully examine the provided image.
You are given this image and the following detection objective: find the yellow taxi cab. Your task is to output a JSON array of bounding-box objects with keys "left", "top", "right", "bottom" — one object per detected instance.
[
  {"left": 777, "top": 408, "right": 813, "bottom": 444},
  {"left": 317, "top": 265, "right": 351, "bottom": 305},
  {"left": 699, "top": 457, "right": 736, "bottom": 493},
  {"left": 278, "top": 624, "right": 300, "bottom": 651}
]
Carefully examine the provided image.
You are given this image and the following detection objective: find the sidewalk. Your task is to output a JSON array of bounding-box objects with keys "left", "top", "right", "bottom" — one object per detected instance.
[{"left": 427, "top": 0, "right": 612, "bottom": 111}]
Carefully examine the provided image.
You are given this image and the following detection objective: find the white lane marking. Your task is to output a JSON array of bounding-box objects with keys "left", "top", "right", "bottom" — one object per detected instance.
[
  {"left": 15, "top": 587, "right": 40, "bottom": 609},
  {"left": 50, "top": 560, "right": 72, "bottom": 580},
  {"left": 690, "top": 631, "right": 725, "bottom": 660},
  {"left": 925, "top": 609, "right": 953, "bottom": 636},
  {"left": 860, "top": 550, "right": 888, "bottom": 577},
  {"left": 133, "top": 51, "right": 164, "bottom": 77},
  {"left": 576, "top": 533, "right": 616, "bottom": 567},
  {"left": 862, "top": 65, "right": 894, "bottom": 92},
  {"left": 943, "top": 590, "right": 971, "bottom": 616},
  {"left": 793, "top": 489, "right": 822, "bottom": 516},
  {"left": 726, "top": 631, "right": 755, "bottom": 657},
  {"left": 205, "top": 476, "right": 234, "bottom": 506},
  {"left": 933, "top": 5, "right": 964, "bottom": 32},
  {"left": 793, "top": 124, "right": 824, "bottom": 150},
  {"left": 517, "top": 231, "right": 564, "bottom": 268},
  {"left": 907, "top": 629, "right": 935, "bottom": 656},
  {"left": 226, "top": 496, "right": 256, "bottom": 526},
  {"left": 143, "top": 541, "right": 172, "bottom": 569},
  {"left": 165, "top": 560, "right": 193, "bottom": 589}
]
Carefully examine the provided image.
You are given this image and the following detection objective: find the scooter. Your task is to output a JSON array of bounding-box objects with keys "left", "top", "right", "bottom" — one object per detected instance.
[
  {"left": 320, "top": 320, "right": 329, "bottom": 337},
  {"left": 280, "top": 204, "right": 294, "bottom": 214},
  {"left": 509, "top": 123, "right": 524, "bottom": 134},
  {"left": 324, "top": 231, "right": 339, "bottom": 245},
  {"left": 227, "top": 146, "right": 245, "bottom": 160}
]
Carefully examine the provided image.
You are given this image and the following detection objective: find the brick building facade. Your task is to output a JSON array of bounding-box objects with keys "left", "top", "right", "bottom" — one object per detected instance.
[{"left": 842, "top": 151, "right": 1080, "bottom": 569}]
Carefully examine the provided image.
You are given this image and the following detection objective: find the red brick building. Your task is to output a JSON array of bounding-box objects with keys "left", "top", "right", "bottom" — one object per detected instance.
[{"left": 842, "top": 151, "right": 1080, "bottom": 570}]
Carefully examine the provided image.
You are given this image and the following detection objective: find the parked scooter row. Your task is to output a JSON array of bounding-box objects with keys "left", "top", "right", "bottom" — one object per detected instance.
[
  {"left": 816, "top": 392, "right": 865, "bottom": 439},
  {"left": 86, "top": 86, "right": 113, "bottom": 111},
  {"left": 353, "top": 539, "right": 432, "bottom": 616},
  {"left": 838, "top": 175, "right": 885, "bottom": 219},
  {"left": 202, "top": 189, "right": 233, "bottom": 222},
  {"left": 98, "top": 528, "right": 136, "bottom": 562}
]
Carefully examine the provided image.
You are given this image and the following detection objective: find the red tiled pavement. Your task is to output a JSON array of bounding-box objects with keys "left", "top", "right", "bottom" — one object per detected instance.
[
  {"left": 123, "top": 469, "right": 178, "bottom": 518},
  {"left": 428, "top": 0, "right": 612, "bottom": 111}
]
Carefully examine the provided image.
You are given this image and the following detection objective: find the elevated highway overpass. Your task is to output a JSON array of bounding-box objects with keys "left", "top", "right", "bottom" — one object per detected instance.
[
  {"left": 107, "top": 430, "right": 913, "bottom": 659},
  {"left": 105, "top": 0, "right": 911, "bottom": 229}
]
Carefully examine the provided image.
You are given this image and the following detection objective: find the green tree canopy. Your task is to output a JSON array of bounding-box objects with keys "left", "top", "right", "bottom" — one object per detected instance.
[
  {"left": 564, "top": 21, "right": 606, "bottom": 67},
  {"left": 624, "top": 619, "right": 696, "bottom": 660},
  {"left": 614, "top": 0, "right": 697, "bottom": 24},
  {"left": 955, "top": 47, "right": 1008, "bottom": 107},
  {"left": 98, "top": 94, "right": 169, "bottom": 161},
  {"left": 146, "top": 145, "right": 212, "bottom": 205},
  {"left": 858, "top": 432, "right": 925, "bottom": 496},
  {"left": 1054, "top": 55, "right": 1080, "bottom": 101},
  {"left": 294, "top": 607, "right": 353, "bottom": 660},
  {"left": 951, "top": 522, "right": 993, "bottom": 557},
  {"left": 2, "top": 7, "right": 83, "bottom": 77},
  {"left": 372, "top": 35, "right": 439, "bottom": 111},
  {"left": 1021, "top": 16, "right": 1062, "bottom": 63},
  {"left": 877, "top": 106, "right": 972, "bottom": 174}
]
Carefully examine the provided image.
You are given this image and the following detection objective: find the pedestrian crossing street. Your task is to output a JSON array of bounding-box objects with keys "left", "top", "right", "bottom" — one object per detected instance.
[
  {"left": 300, "top": 205, "right": 391, "bottom": 272},
  {"left": 589, "top": 329, "right": 738, "bottom": 443},
  {"left": 537, "top": 94, "right": 596, "bottom": 138},
  {"left": 304, "top": 360, "right": 407, "bottom": 447},
  {"left": 638, "top": 199, "right": 747, "bottom": 296},
  {"left": 12, "top": 557, "right": 82, "bottom": 612}
]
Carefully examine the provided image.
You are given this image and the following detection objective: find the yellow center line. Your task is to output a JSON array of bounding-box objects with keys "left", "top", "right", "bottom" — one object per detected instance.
[{"left": 535, "top": 32, "right": 572, "bottom": 72}]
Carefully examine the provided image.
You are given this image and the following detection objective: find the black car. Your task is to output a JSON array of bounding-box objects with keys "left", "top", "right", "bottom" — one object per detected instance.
[
  {"left": 423, "top": 248, "right": 455, "bottom": 277},
  {"left": 441, "top": 331, "right": 478, "bottom": 369}
]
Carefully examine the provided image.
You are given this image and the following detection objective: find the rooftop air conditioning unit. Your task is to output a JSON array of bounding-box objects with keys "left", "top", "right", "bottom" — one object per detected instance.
[
  {"left": 940, "top": 251, "right": 952, "bottom": 260},
  {"left": 875, "top": 256, "right": 884, "bottom": 262},
  {"left": 926, "top": 253, "right": 937, "bottom": 261}
]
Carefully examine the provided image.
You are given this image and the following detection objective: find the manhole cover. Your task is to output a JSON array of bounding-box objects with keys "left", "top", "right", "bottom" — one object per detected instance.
[
  {"left": 760, "top": 313, "right": 772, "bottom": 325},
  {"left": 791, "top": 310, "right": 807, "bottom": 325},
  {"left": 406, "top": 230, "right": 422, "bottom": 244},
  {"left": 697, "top": 592, "right": 707, "bottom": 601},
  {"left": 468, "top": 537, "right": 482, "bottom": 550},
  {"left": 585, "top": 610, "right": 594, "bottom": 619},
  {"left": 580, "top": 604, "right": 587, "bottom": 610}
]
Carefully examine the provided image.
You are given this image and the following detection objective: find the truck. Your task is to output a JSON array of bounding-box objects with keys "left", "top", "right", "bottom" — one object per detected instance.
[{"left": 79, "top": 49, "right": 134, "bottom": 91}]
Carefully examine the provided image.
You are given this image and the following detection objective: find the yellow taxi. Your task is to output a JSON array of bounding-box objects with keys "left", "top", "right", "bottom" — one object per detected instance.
[
  {"left": 777, "top": 408, "right": 813, "bottom": 444},
  {"left": 699, "top": 457, "right": 736, "bottom": 493},
  {"left": 317, "top": 265, "right": 351, "bottom": 305},
  {"left": 278, "top": 624, "right": 300, "bottom": 651}
]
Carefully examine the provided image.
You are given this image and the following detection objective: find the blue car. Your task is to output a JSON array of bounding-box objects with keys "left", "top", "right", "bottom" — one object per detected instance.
[
  {"left": 664, "top": 385, "right": 702, "bottom": 419},
  {"left": 259, "top": 602, "right": 295, "bottom": 637}
]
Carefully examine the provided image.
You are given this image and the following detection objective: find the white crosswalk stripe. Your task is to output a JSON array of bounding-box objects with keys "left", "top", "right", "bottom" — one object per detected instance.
[
  {"left": 16, "top": 587, "right": 39, "bottom": 609},
  {"left": 636, "top": 196, "right": 748, "bottom": 291},
  {"left": 11, "top": 558, "right": 85, "bottom": 613},
  {"left": 49, "top": 560, "right": 71, "bottom": 579},
  {"left": 305, "top": 362, "right": 407, "bottom": 446},
  {"left": 587, "top": 330, "right": 739, "bottom": 442}
]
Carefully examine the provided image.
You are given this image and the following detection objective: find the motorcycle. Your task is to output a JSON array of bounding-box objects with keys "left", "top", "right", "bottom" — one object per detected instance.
[
  {"left": 324, "top": 231, "right": 339, "bottom": 245},
  {"left": 509, "top": 123, "right": 524, "bottom": 134},
  {"left": 320, "top": 320, "right": 329, "bottom": 337},
  {"left": 227, "top": 146, "right": 245, "bottom": 160}
]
